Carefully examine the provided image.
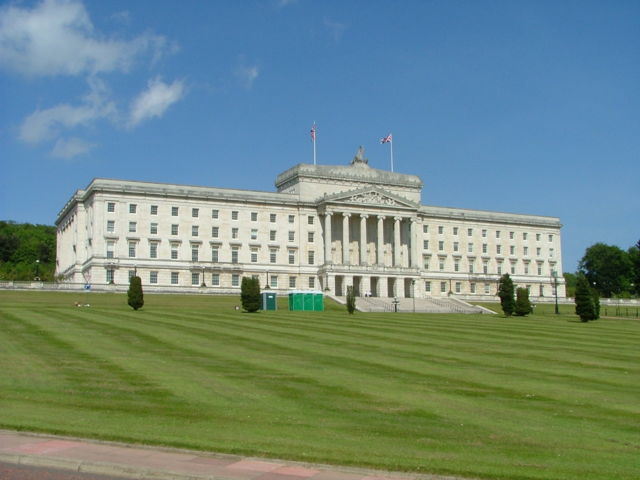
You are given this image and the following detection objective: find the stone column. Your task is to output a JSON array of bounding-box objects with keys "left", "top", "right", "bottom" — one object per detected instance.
[
  {"left": 342, "top": 213, "right": 351, "bottom": 265},
  {"left": 324, "top": 212, "right": 332, "bottom": 264},
  {"left": 394, "top": 216, "right": 402, "bottom": 267},
  {"left": 410, "top": 217, "right": 419, "bottom": 268},
  {"left": 378, "top": 276, "right": 388, "bottom": 298},
  {"left": 360, "top": 214, "right": 368, "bottom": 265},
  {"left": 377, "top": 215, "right": 384, "bottom": 266}
]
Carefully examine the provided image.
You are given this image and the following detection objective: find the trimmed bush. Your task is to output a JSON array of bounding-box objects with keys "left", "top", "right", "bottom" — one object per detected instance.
[
  {"left": 127, "top": 276, "right": 144, "bottom": 310},
  {"left": 241, "top": 277, "right": 261, "bottom": 313},
  {"left": 514, "top": 287, "right": 532, "bottom": 316},
  {"left": 346, "top": 286, "right": 356, "bottom": 314},
  {"left": 498, "top": 273, "right": 515, "bottom": 317}
]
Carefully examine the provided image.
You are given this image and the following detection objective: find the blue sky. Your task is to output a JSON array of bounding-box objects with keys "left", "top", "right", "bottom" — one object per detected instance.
[{"left": 1, "top": 0, "right": 638, "bottom": 272}]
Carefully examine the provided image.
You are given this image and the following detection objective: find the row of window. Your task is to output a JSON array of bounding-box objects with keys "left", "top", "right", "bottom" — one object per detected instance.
[
  {"left": 423, "top": 240, "right": 555, "bottom": 258},
  {"left": 106, "top": 268, "right": 316, "bottom": 289},
  {"left": 425, "top": 281, "right": 550, "bottom": 296},
  {"left": 423, "top": 255, "right": 556, "bottom": 276},
  {"left": 107, "top": 202, "right": 315, "bottom": 224},
  {"left": 107, "top": 242, "right": 317, "bottom": 265},
  {"left": 424, "top": 225, "right": 554, "bottom": 243}
]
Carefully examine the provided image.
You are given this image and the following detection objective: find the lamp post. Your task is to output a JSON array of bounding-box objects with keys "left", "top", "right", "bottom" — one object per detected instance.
[
  {"left": 34, "top": 259, "right": 40, "bottom": 280},
  {"left": 551, "top": 270, "right": 559, "bottom": 314}
]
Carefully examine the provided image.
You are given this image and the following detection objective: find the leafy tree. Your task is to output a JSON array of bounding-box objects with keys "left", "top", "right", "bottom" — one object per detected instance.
[
  {"left": 240, "top": 277, "right": 261, "bottom": 312},
  {"left": 497, "top": 273, "right": 515, "bottom": 316},
  {"left": 127, "top": 276, "right": 144, "bottom": 310},
  {"left": 563, "top": 272, "right": 577, "bottom": 298},
  {"left": 346, "top": 286, "right": 356, "bottom": 314},
  {"left": 575, "top": 274, "right": 596, "bottom": 322},
  {"left": 578, "top": 243, "right": 632, "bottom": 297},
  {"left": 0, "top": 221, "right": 56, "bottom": 281},
  {"left": 514, "top": 287, "right": 532, "bottom": 316}
]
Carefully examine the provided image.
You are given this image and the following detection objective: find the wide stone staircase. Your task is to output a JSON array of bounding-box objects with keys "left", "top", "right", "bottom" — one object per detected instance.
[{"left": 329, "top": 294, "right": 493, "bottom": 314}]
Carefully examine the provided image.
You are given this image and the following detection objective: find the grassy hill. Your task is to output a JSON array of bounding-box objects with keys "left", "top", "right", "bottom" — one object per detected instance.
[{"left": 0, "top": 291, "right": 638, "bottom": 480}]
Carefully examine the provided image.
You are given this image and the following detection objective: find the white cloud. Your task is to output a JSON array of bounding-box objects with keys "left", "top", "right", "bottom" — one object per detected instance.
[
  {"left": 127, "top": 77, "right": 185, "bottom": 128},
  {"left": 0, "top": 0, "right": 171, "bottom": 76},
  {"left": 19, "top": 78, "right": 115, "bottom": 143},
  {"left": 234, "top": 57, "right": 259, "bottom": 89},
  {"left": 51, "top": 137, "right": 95, "bottom": 159}
]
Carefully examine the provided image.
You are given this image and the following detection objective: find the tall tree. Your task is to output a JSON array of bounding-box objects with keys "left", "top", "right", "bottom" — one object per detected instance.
[
  {"left": 514, "top": 287, "right": 532, "bottom": 316},
  {"left": 497, "top": 273, "right": 515, "bottom": 316},
  {"left": 575, "top": 274, "right": 596, "bottom": 322},
  {"left": 628, "top": 239, "right": 640, "bottom": 296},
  {"left": 346, "top": 286, "right": 356, "bottom": 314},
  {"left": 240, "top": 277, "right": 261, "bottom": 312},
  {"left": 563, "top": 272, "right": 577, "bottom": 298},
  {"left": 578, "top": 243, "right": 632, "bottom": 297},
  {"left": 127, "top": 276, "right": 144, "bottom": 311}
]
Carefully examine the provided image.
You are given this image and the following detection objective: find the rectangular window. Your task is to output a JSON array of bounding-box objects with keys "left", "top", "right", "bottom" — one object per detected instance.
[
  {"left": 454, "top": 261, "right": 460, "bottom": 272},
  {"left": 251, "top": 229, "right": 258, "bottom": 240},
  {"left": 548, "top": 234, "right": 553, "bottom": 242},
  {"left": 107, "top": 202, "right": 115, "bottom": 213},
  {"left": 511, "top": 263, "right": 516, "bottom": 274},
  {"left": 482, "top": 229, "right": 487, "bottom": 238},
  {"left": 440, "top": 281, "right": 447, "bottom": 293},
  {"left": 288, "top": 249, "right": 295, "bottom": 265},
  {"left": 192, "top": 225, "right": 199, "bottom": 237},
  {"left": 307, "top": 215, "right": 314, "bottom": 225},
  {"left": 470, "top": 283, "right": 476, "bottom": 294},
  {"left": 423, "top": 225, "right": 428, "bottom": 233},
  {"left": 496, "top": 245, "right": 502, "bottom": 255},
  {"left": 288, "top": 215, "right": 295, "bottom": 223},
  {"left": 468, "top": 260, "right": 474, "bottom": 273},
  {"left": 468, "top": 228, "right": 473, "bottom": 236},
  {"left": 288, "top": 231, "right": 295, "bottom": 242},
  {"left": 423, "top": 240, "right": 429, "bottom": 250},
  {"left": 128, "top": 221, "right": 137, "bottom": 233},
  {"left": 496, "top": 230, "right": 501, "bottom": 239},
  {"left": 537, "top": 247, "right": 541, "bottom": 256},
  {"left": 251, "top": 248, "right": 258, "bottom": 263},
  {"left": 468, "top": 243, "right": 474, "bottom": 253},
  {"left": 129, "top": 204, "right": 137, "bottom": 214},
  {"left": 510, "top": 245, "right": 515, "bottom": 255},
  {"left": 497, "top": 264, "right": 503, "bottom": 275},
  {"left": 270, "top": 213, "right": 276, "bottom": 223},
  {"left": 524, "top": 246, "right": 529, "bottom": 256},
  {"left": 540, "top": 285, "right": 545, "bottom": 296},
  {"left": 211, "top": 273, "right": 220, "bottom": 286},
  {"left": 106, "top": 241, "right": 114, "bottom": 259},
  {"left": 308, "top": 277, "right": 315, "bottom": 289},
  {"left": 171, "top": 272, "right": 179, "bottom": 285},
  {"left": 524, "top": 264, "right": 530, "bottom": 275},
  {"left": 538, "top": 265, "right": 543, "bottom": 275},
  {"left": 308, "top": 251, "right": 315, "bottom": 265},
  {"left": 171, "top": 243, "right": 179, "bottom": 260},
  {"left": 483, "top": 262, "right": 488, "bottom": 274},
  {"left": 482, "top": 243, "right": 487, "bottom": 254},
  {"left": 232, "top": 274, "right": 240, "bottom": 287},
  {"left": 150, "top": 205, "right": 158, "bottom": 215},
  {"left": 128, "top": 242, "right": 136, "bottom": 258},
  {"left": 425, "top": 281, "right": 431, "bottom": 293},
  {"left": 251, "top": 212, "right": 258, "bottom": 221},
  {"left": 270, "top": 249, "right": 277, "bottom": 263},
  {"left": 423, "top": 256, "right": 430, "bottom": 269},
  {"left": 536, "top": 233, "right": 541, "bottom": 241},
  {"left": 212, "top": 226, "right": 219, "bottom": 238},
  {"left": 107, "top": 220, "right": 115, "bottom": 233},
  {"left": 453, "top": 241, "right": 459, "bottom": 252},
  {"left": 211, "top": 209, "right": 219, "bottom": 219},
  {"left": 171, "top": 224, "right": 178, "bottom": 235},
  {"left": 439, "top": 259, "right": 445, "bottom": 271},
  {"left": 509, "top": 231, "right": 514, "bottom": 240},
  {"left": 308, "top": 231, "right": 315, "bottom": 242},
  {"left": 231, "top": 247, "right": 239, "bottom": 264},
  {"left": 192, "top": 208, "right": 199, "bottom": 218},
  {"left": 438, "top": 226, "right": 444, "bottom": 234},
  {"left": 289, "top": 276, "right": 297, "bottom": 288},
  {"left": 550, "top": 248, "right": 555, "bottom": 258},
  {"left": 453, "top": 227, "right": 458, "bottom": 235},
  {"left": 231, "top": 227, "right": 238, "bottom": 239},
  {"left": 211, "top": 247, "right": 218, "bottom": 262},
  {"left": 523, "top": 232, "right": 528, "bottom": 240},
  {"left": 484, "top": 283, "right": 491, "bottom": 294},
  {"left": 150, "top": 223, "right": 158, "bottom": 235},
  {"left": 172, "top": 206, "right": 178, "bottom": 216},
  {"left": 150, "top": 271, "right": 158, "bottom": 284},
  {"left": 455, "top": 282, "right": 461, "bottom": 293},
  {"left": 270, "top": 275, "right": 278, "bottom": 288},
  {"left": 150, "top": 242, "right": 158, "bottom": 259},
  {"left": 231, "top": 210, "right": 238, "bottom": 220},
  {"left": 106, "top": 269, "right": 114, "bottom": 283},
  {"left": 438, "top": 240, "right": 444, "bottom": 251},
  {"left": 192, "top": 272, "right": 200, "bottom": 285},
  {"left": 128, "top": 270, "right": 135, "bottom": 280},
  {"left": 191, "top": 246, "right": 199, "bottom": 262}
]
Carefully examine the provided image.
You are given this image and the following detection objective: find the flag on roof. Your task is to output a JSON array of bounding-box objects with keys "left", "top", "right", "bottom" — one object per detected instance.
[
  {"left": 310, "top": 123, "right": 316, "bottom": 141},
  {"left": 380, "top": 133, "right": 392, "bottom": 144}
]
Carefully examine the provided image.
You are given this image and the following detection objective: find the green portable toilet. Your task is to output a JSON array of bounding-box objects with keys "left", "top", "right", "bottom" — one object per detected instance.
[
  {"left": 288, "top": 290, "right": 305, "bottom": 311},
  {"left": 260, "top": 292, "right": 277, "bottom": 310},
  {"left": 303, "top": 292, "right": 314, "bottom": 310},
  {"left": 289, "top": 290, "right": 324, "bottom": 311},
  {"left": 313, "top": 291, "right": 324, "bottom": 311}
]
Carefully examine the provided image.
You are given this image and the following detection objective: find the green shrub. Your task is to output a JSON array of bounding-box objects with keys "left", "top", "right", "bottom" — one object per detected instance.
[
  {"left": 514, "top": 287, "right": 532, "bottom": 316},
  {"left": 127, "top": 276, "right": 144, "bottom": 311},
  {"left": 498, "top": 274, "right": 515, "bottom": 316},
  {"left": 346, "top": 286, "right": 356, "bottom": 314},
  {"left": 241, "top": 277, "right": 261, "bottom": 313}
]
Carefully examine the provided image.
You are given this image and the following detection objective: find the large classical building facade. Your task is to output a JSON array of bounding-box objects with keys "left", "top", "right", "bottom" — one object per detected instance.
[{"left": 55, "top": 152, "right": 565, "bottom": 299}]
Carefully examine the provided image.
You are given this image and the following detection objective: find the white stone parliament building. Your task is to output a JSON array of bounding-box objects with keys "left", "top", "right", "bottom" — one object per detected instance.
[{"left": 55, "top": 149, "right": 566, "bottom": 300}]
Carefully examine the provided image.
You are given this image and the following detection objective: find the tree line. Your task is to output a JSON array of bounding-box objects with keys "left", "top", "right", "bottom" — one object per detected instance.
[
  {"left": 576, "top": 240, "right": 640, "bottom": 298},
  {"left": 0, "top": 221, "right": 56, "bottom": 281}
]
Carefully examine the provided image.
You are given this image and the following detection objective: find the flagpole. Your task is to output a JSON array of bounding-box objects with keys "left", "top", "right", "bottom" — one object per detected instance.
[
  {"left": 390, "top": 135, "right": 394, "bottom": 172},
  {"left": 311, "top": 122, "right": 317, "bottom": 165}
]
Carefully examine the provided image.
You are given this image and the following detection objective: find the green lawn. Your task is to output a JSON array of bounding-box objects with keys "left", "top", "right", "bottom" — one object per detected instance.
[{"left": 1, "top": 291, "right": 638, "bottom": 480}]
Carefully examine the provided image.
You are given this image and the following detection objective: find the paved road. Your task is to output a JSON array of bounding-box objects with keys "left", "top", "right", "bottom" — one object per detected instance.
[{"left": 0, "top": 462, "right": 129, "bottom": 480}]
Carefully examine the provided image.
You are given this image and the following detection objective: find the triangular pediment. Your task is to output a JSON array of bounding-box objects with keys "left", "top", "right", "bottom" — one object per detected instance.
[{"left": 319, "top": 186, "right": 419, "bottom": 209}]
